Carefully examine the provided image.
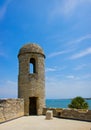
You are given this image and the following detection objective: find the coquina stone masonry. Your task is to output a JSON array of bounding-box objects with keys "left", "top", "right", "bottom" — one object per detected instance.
[
  {"left": 18, "top": 43, "right": 45, "bottom": 115},
  {"left": 43, "top": 108, "right": 91, "bottom": 122},
  {"left": 0, "top": 99, "right": 24, "bottom": 123}
]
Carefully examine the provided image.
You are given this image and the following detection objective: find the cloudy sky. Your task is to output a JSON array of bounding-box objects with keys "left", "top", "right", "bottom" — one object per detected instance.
[{"left": 0, "top": 0, "right": 91, "bottom": 99}]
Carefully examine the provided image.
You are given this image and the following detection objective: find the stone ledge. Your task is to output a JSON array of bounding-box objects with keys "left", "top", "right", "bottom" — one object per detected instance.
[
  {"left": 43, "top": 108, "right": 91, "bottom": 122},
  {"left": 0, "top": 98, "right": 24, "bottom": 123}
]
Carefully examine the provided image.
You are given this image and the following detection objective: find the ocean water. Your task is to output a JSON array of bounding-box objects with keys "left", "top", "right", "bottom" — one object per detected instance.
[{"left": 46, "top": 99, "right": 91, "bottom": 110}]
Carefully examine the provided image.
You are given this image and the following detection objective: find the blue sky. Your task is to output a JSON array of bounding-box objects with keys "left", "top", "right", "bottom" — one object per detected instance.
[{"left": 0, "top": 0, "right": 91, "bottom": 99}]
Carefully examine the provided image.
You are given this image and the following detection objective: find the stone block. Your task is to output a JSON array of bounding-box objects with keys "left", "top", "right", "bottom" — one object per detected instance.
[{"left": 46, "top": 110, "right": 53, "bottom": 120}]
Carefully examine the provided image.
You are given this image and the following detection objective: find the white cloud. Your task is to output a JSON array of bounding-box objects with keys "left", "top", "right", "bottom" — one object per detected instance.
[
  {"left": 45, "top": 67, "right": 56, "bottom": 72},
  {"left": 7, "top": 80, "right": 17, "bottom": 86},
  {"left": 49, "top": 0, "right": 91, "bottom": 20},
  {"left": 68, "top": 34, "right": 91, "bottom": 45},
  {"left": 0, "top": 0, "right": 12, "bottom": 20},
  {"left": 49, "top": 0, "right": 77, "bottom": 20},
  {"left": 66, "top": 75, "right": 75, "bottom": 79},
  {"left": 47, "top": 50, "right": 69, "bottom": 58},
  {"left": 66, "top": 73, "right": 91, "bottom": 81},
  {"left": 45, "top": 66, "right": 66, "bottom": 74},
  {"left": 66, "top": 75, "right": 81, "bottom": 80},
  {"left": 62, "top": 0, "right": 91, "bottom": 16},
  {"left": 70, "top": 47, "right": 91, "bottom": 59},
  {"left": 62, "top": 0, "right": 78, "bottom": 16}
]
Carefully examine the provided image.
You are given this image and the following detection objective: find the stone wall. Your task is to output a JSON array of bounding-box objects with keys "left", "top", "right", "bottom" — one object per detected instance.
[
  {"left": 0, "top": 98, "right": 24, "bottom": 123},
  {"left": 43, "top": 108, "right": 91, "bottom": 122}
]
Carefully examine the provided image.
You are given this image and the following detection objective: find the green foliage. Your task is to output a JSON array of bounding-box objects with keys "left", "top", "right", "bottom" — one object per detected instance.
[{"left": 68, "top": 96, "right": 89, "bottom": 109}]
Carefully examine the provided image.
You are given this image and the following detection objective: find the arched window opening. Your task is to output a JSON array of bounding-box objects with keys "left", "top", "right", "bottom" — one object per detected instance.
[{"left": 30, "top": 58, "right": 36, "bottom": 74}]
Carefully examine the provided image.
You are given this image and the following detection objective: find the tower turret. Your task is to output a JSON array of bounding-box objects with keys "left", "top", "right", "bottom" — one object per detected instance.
[{"left": 18, "top": 43, "right": 45, "bottom": 115}]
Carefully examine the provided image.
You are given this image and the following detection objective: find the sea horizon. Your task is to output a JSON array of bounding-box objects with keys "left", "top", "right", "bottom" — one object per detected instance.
[
  {"left": 46, "top": 99, "right": 91, "bottom": 110},
  {"left": 46, "top": 97, "right": 91, "bottom": 100}
]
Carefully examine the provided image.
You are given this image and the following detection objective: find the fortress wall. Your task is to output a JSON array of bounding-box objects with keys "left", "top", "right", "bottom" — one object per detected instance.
[
  {"left": 0, "top": 98, "right": 24, "bottom": 123},
  {"left": 43, "top": 108, "right": 91, "bottom": 122}
]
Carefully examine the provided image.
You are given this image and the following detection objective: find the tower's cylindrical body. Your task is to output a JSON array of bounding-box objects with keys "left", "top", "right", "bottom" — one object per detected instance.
[{"left": 18, "top": 43, "right": 45, "bottom": 115}]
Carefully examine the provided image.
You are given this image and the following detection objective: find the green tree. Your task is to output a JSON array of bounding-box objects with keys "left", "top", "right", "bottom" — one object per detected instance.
[{"left": 68, "top": 96, "right": 89, "bottom": 109}]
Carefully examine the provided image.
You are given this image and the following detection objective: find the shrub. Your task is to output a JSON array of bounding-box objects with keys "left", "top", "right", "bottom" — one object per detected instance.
[{"left": 68, "top": 96, "right": 89, "bottom": 109}]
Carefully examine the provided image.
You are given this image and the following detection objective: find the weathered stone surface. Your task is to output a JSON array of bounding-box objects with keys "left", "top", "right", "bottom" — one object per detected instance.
[
  {"left": 0, "top": 99, "right": 24, "bottom": 123},
  {"left": 46, "top": 110, "right": 53, "bottom": 119},
  {"left": 18, "top": 43, "right": 45, "bottom": 58},
  {"left": 18, "top": 43, "right": 45, "bottom": 115},
  {"left": 43, "top": 108, "right": 91, "bottom": 122}
]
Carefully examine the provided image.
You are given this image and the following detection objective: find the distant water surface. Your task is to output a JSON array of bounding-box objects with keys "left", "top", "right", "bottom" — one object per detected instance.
[{"left": 46, "top": 99, "right": 91, "bottom": 110}]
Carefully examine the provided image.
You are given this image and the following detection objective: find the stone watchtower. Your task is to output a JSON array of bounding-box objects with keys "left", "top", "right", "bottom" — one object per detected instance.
[{"left": 18, "top": 43, "right": 45, "bottom": 115}]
